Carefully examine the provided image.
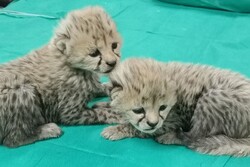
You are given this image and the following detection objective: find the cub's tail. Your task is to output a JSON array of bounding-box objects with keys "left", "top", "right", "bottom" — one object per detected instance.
[{"left": 181, "top": 134, "right": 250, "bottom": 157}]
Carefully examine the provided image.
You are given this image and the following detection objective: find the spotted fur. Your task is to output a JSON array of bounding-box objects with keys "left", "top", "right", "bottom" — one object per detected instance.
[
  {"left": 0, "top": 6, "right": 122, "bottom": 147},
  {"left": 102, "top": 58, "right": 250, "bottom": 156}
]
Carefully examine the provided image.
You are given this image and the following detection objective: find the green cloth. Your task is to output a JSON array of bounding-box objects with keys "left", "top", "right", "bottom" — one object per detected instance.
[
  {"left": 0, "top": 0, "right": 250, "bottom": 166},
  {"left": 160, "top": 0, "right": 250, "bottom": 13}
]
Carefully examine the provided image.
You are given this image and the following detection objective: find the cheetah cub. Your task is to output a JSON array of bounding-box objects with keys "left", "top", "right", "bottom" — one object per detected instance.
[
  {"left": 102, "top": 58, "right": 250, "bottom": 156},
  {"left": 0, "top": 6, "right": 122, "bottom": 147}
]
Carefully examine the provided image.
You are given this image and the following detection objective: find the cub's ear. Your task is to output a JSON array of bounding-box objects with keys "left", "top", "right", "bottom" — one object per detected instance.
[
  {"left": 54, "top": 33, "right": 71, "bottom": 55},
  {"left": 166, "top": 80, "right": 177, "bottom": 93},
  {"left": 53, "top": 18, "right": 71, "bottom": 55},
  {"left": 109, "top": 82, "right": 123, "bottom": 108},
  {"left": 163, "top": 78, "right": 177, "bottom": 95},
  {"left": 110, "top": 81, "right": 123, "bottom": 93}
]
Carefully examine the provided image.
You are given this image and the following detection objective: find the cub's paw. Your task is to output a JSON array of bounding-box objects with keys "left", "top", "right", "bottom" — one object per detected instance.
[
  {"left": 39, "top": 123, "right": 63, "bottom": 139},
  {"left": 101, "top": 125, "right": 126, "bottom": 141},
  {"left": 155, "top": 133, "right": 182, "bottom": 145}
]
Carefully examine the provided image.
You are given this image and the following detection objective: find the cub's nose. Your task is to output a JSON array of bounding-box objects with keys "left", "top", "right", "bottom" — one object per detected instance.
[
  {"left": 147, "top": 121, "right": 158, "bottom": 128},
  {"left": 106, "top": 61, "right": 116, "bottom": 67}
]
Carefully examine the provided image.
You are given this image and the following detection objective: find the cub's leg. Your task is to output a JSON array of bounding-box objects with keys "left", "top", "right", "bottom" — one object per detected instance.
[
  {"left": 92, "top": 101, "right": 111, "bottom": 109},
  {"left": 178, "top": 89, "right": 250, "bottom": 155},
  {"left": 3, "top": 123, "right": 62, "bottom": 147},
  {"left": 101, "top": 123, "right": 149, "bottom": 140},
  {"left": 181, "top": 89, "right": 250, "bottom": 139},
  {"left": 0, "top": 83, "right": 62, "bottom": 147},
  {"left": 57, "top": 83, "right": 124, "bottom": 125},
  {"left": 58, "top": 106, "right": 124, "bottom": 125}
]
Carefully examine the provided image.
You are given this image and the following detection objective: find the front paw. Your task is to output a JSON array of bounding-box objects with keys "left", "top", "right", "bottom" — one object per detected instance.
[
  {"left": 101, "top": 125, "right": 127, "bottom": 141},
  {"left": 155, "top": 133, "right": 182, "bottom": 145},
  {"left": 40, "top": 123, "right": 63, "bottom": 139}
]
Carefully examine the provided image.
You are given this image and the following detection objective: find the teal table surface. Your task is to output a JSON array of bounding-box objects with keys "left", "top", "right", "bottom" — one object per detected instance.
[{"left": 1, "top": 0, "right": 250, "bottom": 166}]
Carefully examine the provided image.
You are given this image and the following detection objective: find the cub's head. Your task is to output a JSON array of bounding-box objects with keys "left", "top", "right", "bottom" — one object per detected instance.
[
  {"left": 52, "top": 6, "right": 122, "bottom": 74},
  {"left": 109, "top": 58, "right": 177, "bottom": 134}
]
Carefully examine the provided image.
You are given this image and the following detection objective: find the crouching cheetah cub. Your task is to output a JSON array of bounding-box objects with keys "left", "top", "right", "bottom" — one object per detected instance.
[
  {"left": 0, "top": 6, "right": 122, "bottom": 147},
  {"left": 102, "top": 58, "right": 250, "bottom": 156}
]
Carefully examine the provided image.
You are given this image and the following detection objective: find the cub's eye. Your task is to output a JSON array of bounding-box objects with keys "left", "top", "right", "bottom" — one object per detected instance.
[
  {"left": 132, "top": 108, "right": 145, "bottom": 114},
  {"left": 159, "top": 105, "right": 167, "bottom": 111},
  {"left": 89, "top": 49, "right": 100, "bottom": 57},
  {"left": 111, "top": 43, "right": 118, "bottom": 50}
]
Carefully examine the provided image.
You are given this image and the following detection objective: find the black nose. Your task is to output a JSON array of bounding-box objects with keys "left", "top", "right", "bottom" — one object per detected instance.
[
  {"left": 106, "top": 61, "right": 116, "bottom": 67},
  {"left": 147, "top": 121, "right": 158, "bottom": 128}
]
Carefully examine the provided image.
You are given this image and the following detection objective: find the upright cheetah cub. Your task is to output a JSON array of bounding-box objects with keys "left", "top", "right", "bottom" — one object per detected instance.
[
  {"left": 102, "top": 58, "right": 250, "bottom": 156},
  {"left": 0, "top": 6, "right": 122, "bottom": 147}
]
